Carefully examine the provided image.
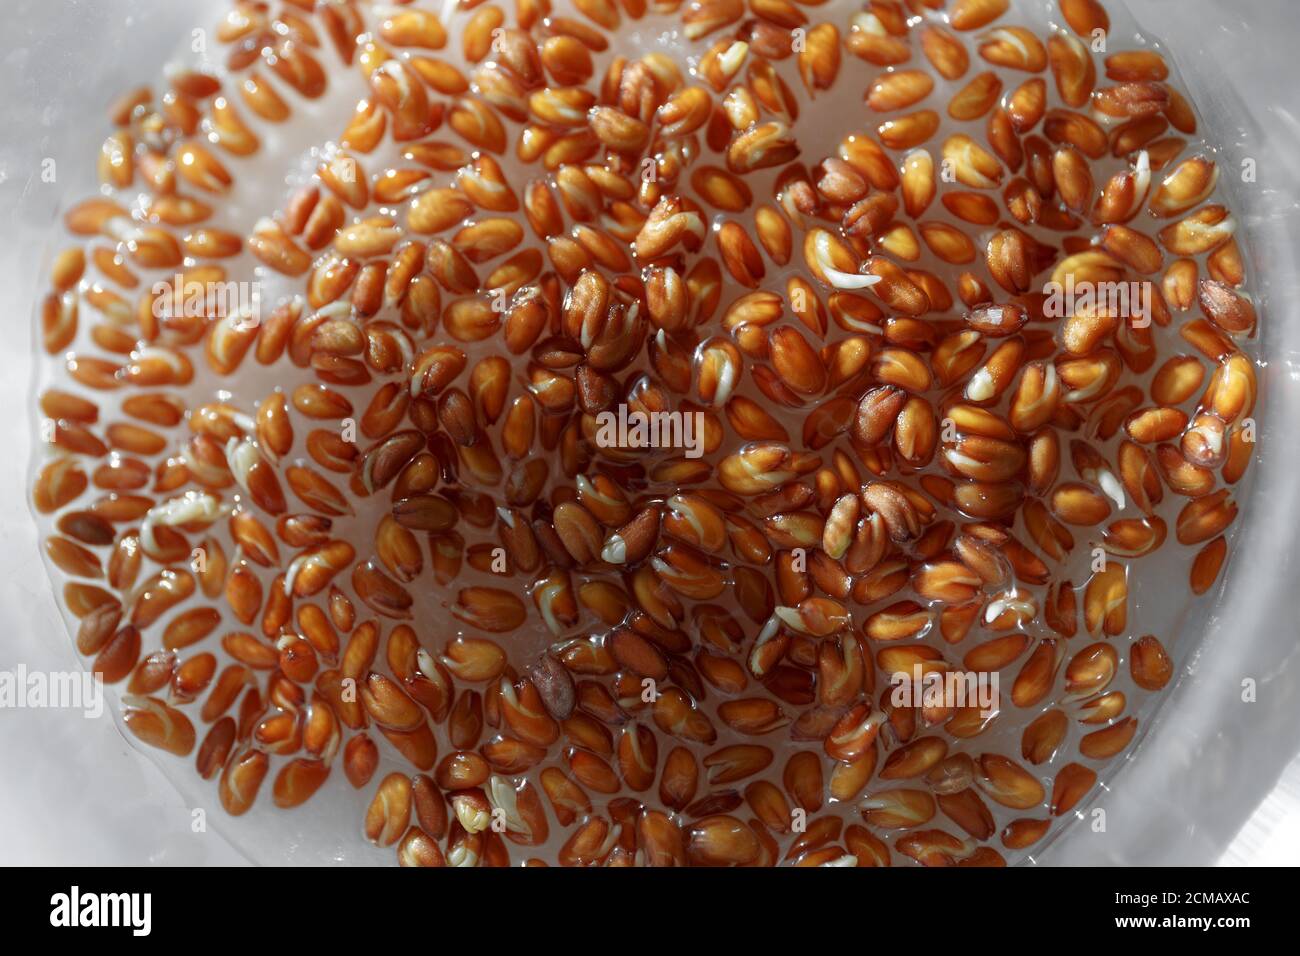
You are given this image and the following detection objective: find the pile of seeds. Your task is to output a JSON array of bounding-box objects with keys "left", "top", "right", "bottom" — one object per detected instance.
[{"left": 33, "top": 0, "right": 1258, "bottom": 866}]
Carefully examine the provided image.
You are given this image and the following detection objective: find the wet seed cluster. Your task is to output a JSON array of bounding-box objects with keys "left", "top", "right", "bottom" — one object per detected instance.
[{"left": 34, "top": 0, "right": 1257, "bottom": 866}]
